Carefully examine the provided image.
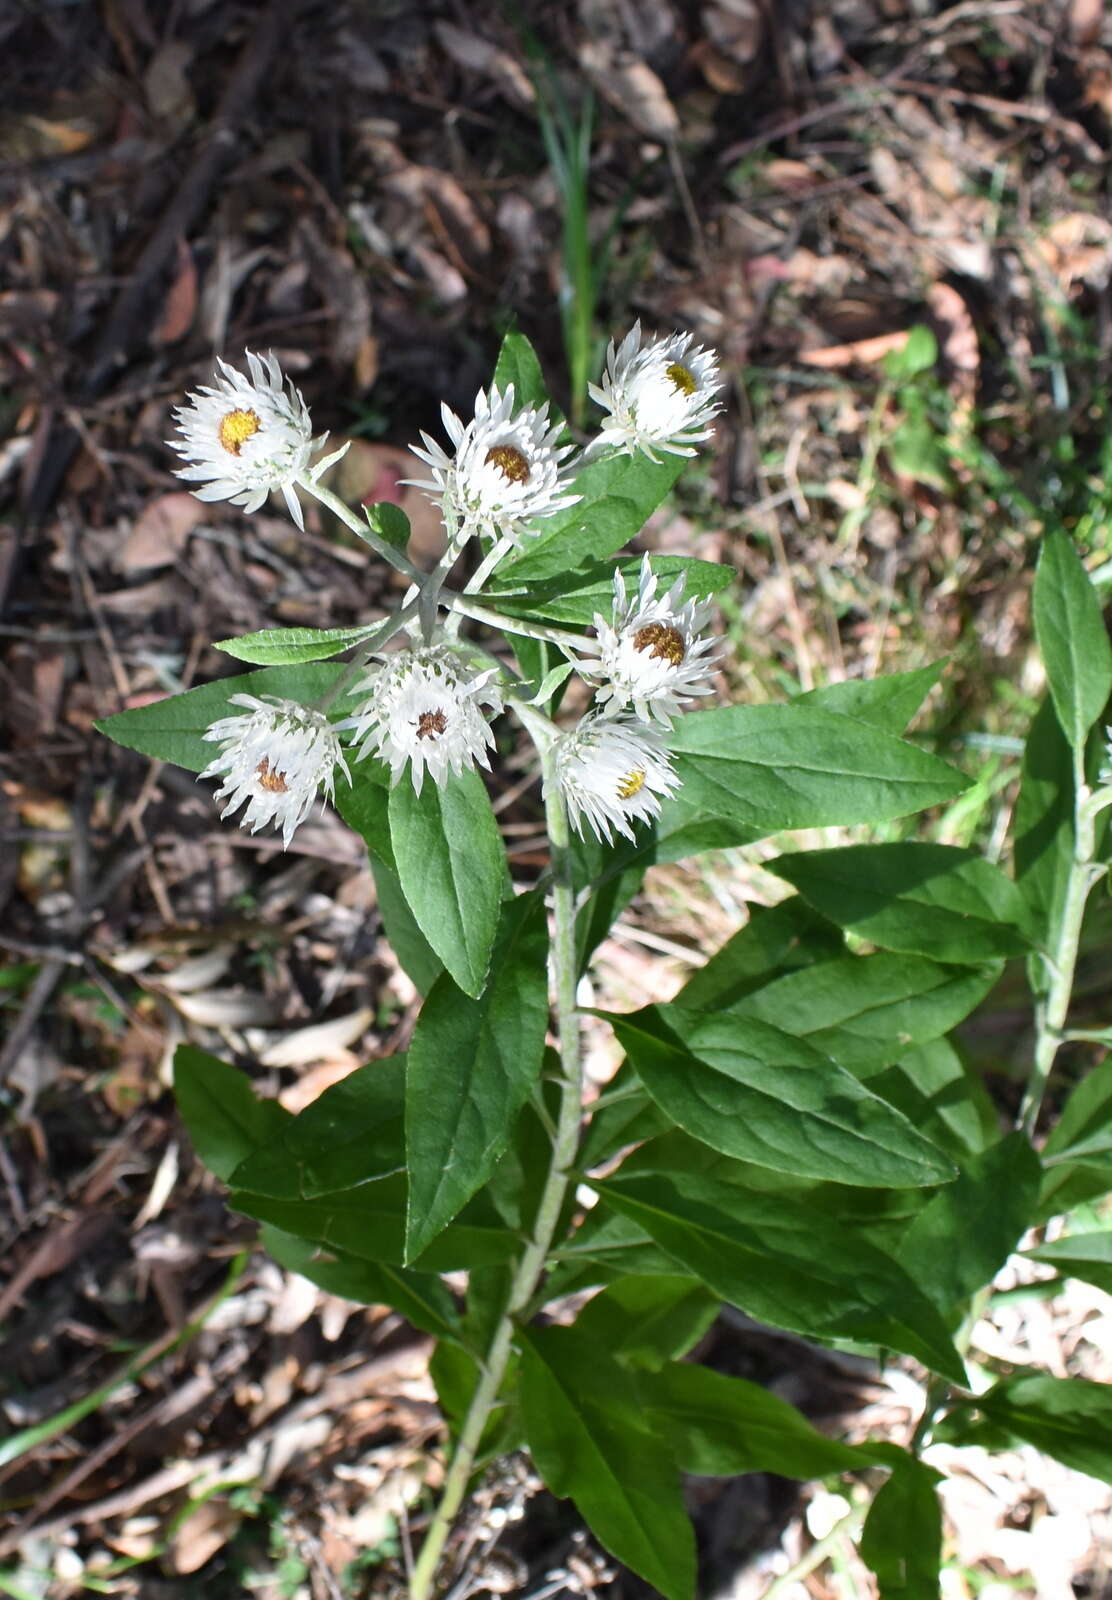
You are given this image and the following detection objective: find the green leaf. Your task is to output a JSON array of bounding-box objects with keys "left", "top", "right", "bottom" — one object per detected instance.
[
  {"left": 883, "top": 324, "right": 938, "bottom": 380},
  {"left": 363, "top": 501, "right": 411, "bottom": 550},
  {"left": 405, "top": 891, "right": 549, "bottom": 1262},
  {"left": 370, "top": 858, "right": 444, "bottom": 995},
  {"left": 973, "top": 1372, "right": 1112, "bottom": 1483},
  {"left": 796, "top": 661, "right": 946, "bottom": 734},
  {"left": 867, "top": 1040, "right": 997, "bottom": 1160},
  {"left": 1033, "top": 528, "right": 1112, "bottom": 751},
  {"left": 173, "top": 1046, "right": 290, "bottom": 1182},
  {"left": 487, "top": 555, "right": 733, "bottom": 628},
  {"left": 261, "top": 1225, "right": 460, "bottom": 1343},
  {"left": 388, "top": 768, "right": 505, "bottom": 998},
  {"left": 644, "top": 1360, "right": 881, "bottom": 1479},
  {"left": 96, "top": 664, "right": 348, "bottom": 773},
  {"left": 228, "top": 1057, "right": 406, "bottom": 1199},
  {"left": 668, "top": 703, "right": 968, "bottom": 834},
  {"left": 1014, "top": 696, "right": 1076, "bottom": 939},
  {"left": 498, "top": 451, "right": 686, "bottom": 583},
  {"left": 772, "top": 842, "right": 1033, "bottom": 963},
  {"left": 676, "top": 898, "right": 844, "bottom": 1012},
  {"left": 609, "top": 1004, "right": 954, "bottom": 1187},
  {"left": 431, "top": 1339, "right": 522, "bottom": 1462},
  {"left": 520, "top": 1326, "right": 696, "bottom": 1600},
  {"left": 593, "top": 1167, "right": 967, "bottom": 1383},
  {"left": 723, "top": 952, "right": 1001, "bottom": 1078},
  {"left": 336, "top": 763, "right": 393, "bottom": 863},
  {"left": 860, "top": 1455, "right": 943, "bottom": 1600},
  {"left": 492, "top": 329, "right": 549, "bottom": 411},
  {"left": 573, "top": 1276, "right": 719, "bottom": 1372},
  {"left": 214, "top": 625, "right": 380, "bottom": 666},
  {"left": 1039, "top": 1055, "right": 1112, "bottom": 1215},
  {"left": 1027, "top": 1230, "right": 1112, "bottom": 1294},
  {"left": 898, "top": 1133, "right": 1042, "bottom": 1313},
  {"left": 231, "top": 1173, "right": 517, "bottom": 1272}
]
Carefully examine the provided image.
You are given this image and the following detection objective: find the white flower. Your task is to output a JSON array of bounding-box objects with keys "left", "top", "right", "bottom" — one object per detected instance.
[
  {"left": 169, "top": 351, "right": 318, "bottom": 529},
  {"left": 550, "top": 712, "right": 680, "bottom": 843},
  {"left": 589, "top": 322, "right": 722, "bottom": 460},
  {"left": 583, "top": 556, "right": 719, "bottom": 724},
  {"left": 200, "top": 694, "right": 348, "bottom": 847},
  {"left": 408, "top": 383, "right": 579, "bottom": 542},
  {"left": 348, "top": 644, "right": 503, "bottom": 793}
]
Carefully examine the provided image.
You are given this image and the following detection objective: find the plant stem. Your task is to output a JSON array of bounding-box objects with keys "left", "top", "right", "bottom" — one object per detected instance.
[
  {"left": 296, "top": 472, "right": 423, "bottom": 581},
  {"left": 442, "top": 593, "right": 585, "bottom": 653},
  {"left": 408, "top": 730, "right": 583, "bottom": 1600},
  {"left": 1019, "top": 759, "right": 1108, "bottom": 1139}
]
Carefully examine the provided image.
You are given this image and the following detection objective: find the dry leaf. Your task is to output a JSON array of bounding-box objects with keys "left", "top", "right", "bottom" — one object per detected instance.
[
  {"left": 798, "top": 331, "right": 909, "bottom": 368},
  {"left": 927, "top": 281, "right": 978, "bottom": 412},
  {"left": 259, "top": 1006, "right": 374, "bottom": 1068},
  {"left": 434, "top": 21, "right": 536, "bottom": 109},
  {"left": 153, "top": 237, "right": 197, "bottom": 345},
  {"left": 120, "top": 492, "right": 206, "bottom": 571},
  {"left": 167, "top": 1500, "right": 242, "bottom": 1576},
  {"left": 578, "top": 41, "right": 680, "bottom": 141}
]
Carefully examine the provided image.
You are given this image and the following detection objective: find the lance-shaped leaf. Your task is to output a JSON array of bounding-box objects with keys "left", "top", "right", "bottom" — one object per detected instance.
[
  {"left": 773, "top": 841, "right": 1033, "bottom": 964},
  {"left": 968, "top": 1372, "right": 1112, "bottom": 1483},
  {"left": 860, "top": 1454, "right": 944, "bottom": 1600},
  {"left": 1014, "top": 696, "right": 1076, "bottom": 940},
  {"left": 215, "top": 624, "right": 382, "bottom": 666},
  {"left": 1026, "top": 1231, "right": 1112, "bottom": 1295},
  {"left": 572, "top": 1276, "right": 720, "bottom": 1372},
  {"left": 174, "top": 1046, "right": 290, "bottom": 1181},
  {"left": 593, "top": 1168, "right": 966, "bottom": 1383},
  {"left": 405, "top": 891, "right": 549, "bottom": 1262},
  {"left": 520, "top": 1326, "right": 696, "bottom": 1600},
  {"left": 96, "top": 663, "right": 347, "bottom": 772},
  {"left": 388, "top": 768, "right": 506, "bottom": 998},
  {"left": 676, "top": 897, "right": 844, "bottom": 1013},
  {"left": 722, "top": 951, "right": 1001, "bottom": 1078},
  {"left": 898, "top": 1132, "right": 1041, "bottom": 1313},
  {"left": 262, "top": 1225, "right": 460, "bottom": 1344},
  {"left": 487, "top": 554, "right": 732, "bottom": 628},
  {"left": 499, "top": 451, "right": 685, "bottom": 582},
  {"left": 492, "top": 329, "right": 550, "bottom": 411},
  {"left": 607, "top": 1005, "right": 954, "bottom": 1187},
  {"left": 1032, "top": 528, "right": 1112, "bottom": 751},
  {"left": 644, "top": 1360, "right": 883, "bottom": 1479},
  {"left": 796, "top": 660, "right": 946, "bottom": 734},
  {"left": 668, "top": 703, "right": 968, "bottom": 834}
]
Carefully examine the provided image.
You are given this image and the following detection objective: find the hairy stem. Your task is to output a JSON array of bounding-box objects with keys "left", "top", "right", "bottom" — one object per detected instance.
[
  {"left": 409, "top": 728, "right": 583, "bottom": 1600},
  {"left": 1019, "top": 755, "right": 1108, "bottom": 1138},
  {"left": 296, "top": 472, "right": 423, "bottom": 581}
]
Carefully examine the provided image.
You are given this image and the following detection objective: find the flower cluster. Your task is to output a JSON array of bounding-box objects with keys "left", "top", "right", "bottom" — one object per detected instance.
[{"left": 172, "top": 329, "right": 721, "bottom": 846}]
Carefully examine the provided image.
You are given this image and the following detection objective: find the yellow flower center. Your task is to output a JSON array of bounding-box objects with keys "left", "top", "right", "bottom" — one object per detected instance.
[
  {"left": 617, "top": 768, "right": 646, "bottom": 800},
  {"left": 415, "top": 709, "right": 448, "bottom": 740},
  {"left": 633, "top": 622, "right": 686, "bottom": 665},
  {"left": 256, "top": 757, "right": 289, "bottom": 793},
  {"left": 219, "top": 408, "right": 261, "bottom": 455},
  {"left": 485, "top": 444, "right": 531, "bottom": 483},
  {"left": 666, "top": 361, "right": 697, "bottom": 396}
]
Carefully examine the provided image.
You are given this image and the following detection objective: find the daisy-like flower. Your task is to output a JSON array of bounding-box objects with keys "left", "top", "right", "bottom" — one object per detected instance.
[
  {"left": 408, "top": 383, "right": 579, "bottom": 543},
  {"left": 169, "top": 351, "right": 318, "bottom": 530},
  {"left": 348, "top": 643, "right": 503, "bottom": 794},
  {"left": 550, "top": 712, "right": 681, "bottom": 843},
  {"left": 200, "top": 695, "right": 348, "bottom": 848},
  {"left": 584, "top": 555, "right": 719, "bottom": 724},
  {"left": 589, "top": 322, "right": 722, "bottom": 460}
]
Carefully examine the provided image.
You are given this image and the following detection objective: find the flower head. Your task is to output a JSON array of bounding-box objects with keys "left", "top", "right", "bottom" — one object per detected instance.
[
  {"left": 348, "top": 643, "right": 503, "bottom": 793},
  {"left": 408, "top": 383, "right": 579, "bottom": 543},
  {"left": 550, "top": 712, "right": 680, "bottom": 843},
  {"left": 589, "top": 322, "right": 722, "bottom": 460},
  {"left": 583, "top": 556, "right": 719, "bottom": 724},
  {"left": 169, "top": 351, "right": 318, "bottom": 529},
  {"left": 200, "top": 694, "right": 348, "bottom": 847}
]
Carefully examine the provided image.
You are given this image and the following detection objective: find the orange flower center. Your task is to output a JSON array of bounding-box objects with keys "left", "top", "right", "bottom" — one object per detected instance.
[
  {"left": 633, "top": 622, "right": 685, "bottom": 665},
  {"left": 665, "top": 361, "right": 696, "bottom": 396},
  {"left": 219, "top": 408, "right": 261, "bottom": 455},
  {"left": 617, "top": 768, "right": 646, "bottom": 800},
  {"left": 256, "top": 757, "right": 289, "bottom": 793},
  {"left": 485, "top": 444, "right": 531, "bottom": 483}
]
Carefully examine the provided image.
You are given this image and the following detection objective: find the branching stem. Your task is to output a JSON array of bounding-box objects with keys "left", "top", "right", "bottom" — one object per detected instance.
[{"left": 408, "top": 717, "right": 583, "bottom": 1600}]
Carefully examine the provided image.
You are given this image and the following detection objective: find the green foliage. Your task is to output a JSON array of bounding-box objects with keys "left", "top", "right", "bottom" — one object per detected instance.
[
  {"left": 492, "top": 329, "right": 549, "bottom": 411},
  {"left": 96, "top": 664, "right": 348, "bottom": 772},
  {"left": 174, "top": 1047, "right": 291, "bottom": 1181},
  {"left": 859, "top": 1455, "right": 943, "bottom": 1600},
  {"left": 1032, "top": 528, "right": 1112, "bottom": 752},
  {"left": 487, "top": 554, "right": 733, "bottom": 627},
  {"left": 945, "top": 1373, "right": 1112, "bottom": 1483},
  {"left": 215, "top": 624, "right": 383, "bottom": 666},
  {"left": 796, "top": 659, "right": 946, "bottom": 733}
]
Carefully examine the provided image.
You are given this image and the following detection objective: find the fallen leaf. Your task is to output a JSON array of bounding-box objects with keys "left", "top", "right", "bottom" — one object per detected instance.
[
  {"left": 120, "top": 493, "right": 206, "bottom": 571},
  {"left": 153, "top": 238, "right": 198, "bottom": 345}
]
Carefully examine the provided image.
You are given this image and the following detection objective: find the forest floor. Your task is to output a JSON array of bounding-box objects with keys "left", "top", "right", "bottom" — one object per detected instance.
[{"left": 3, "top": 1, "right": 1112, "bottom": 1596}]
